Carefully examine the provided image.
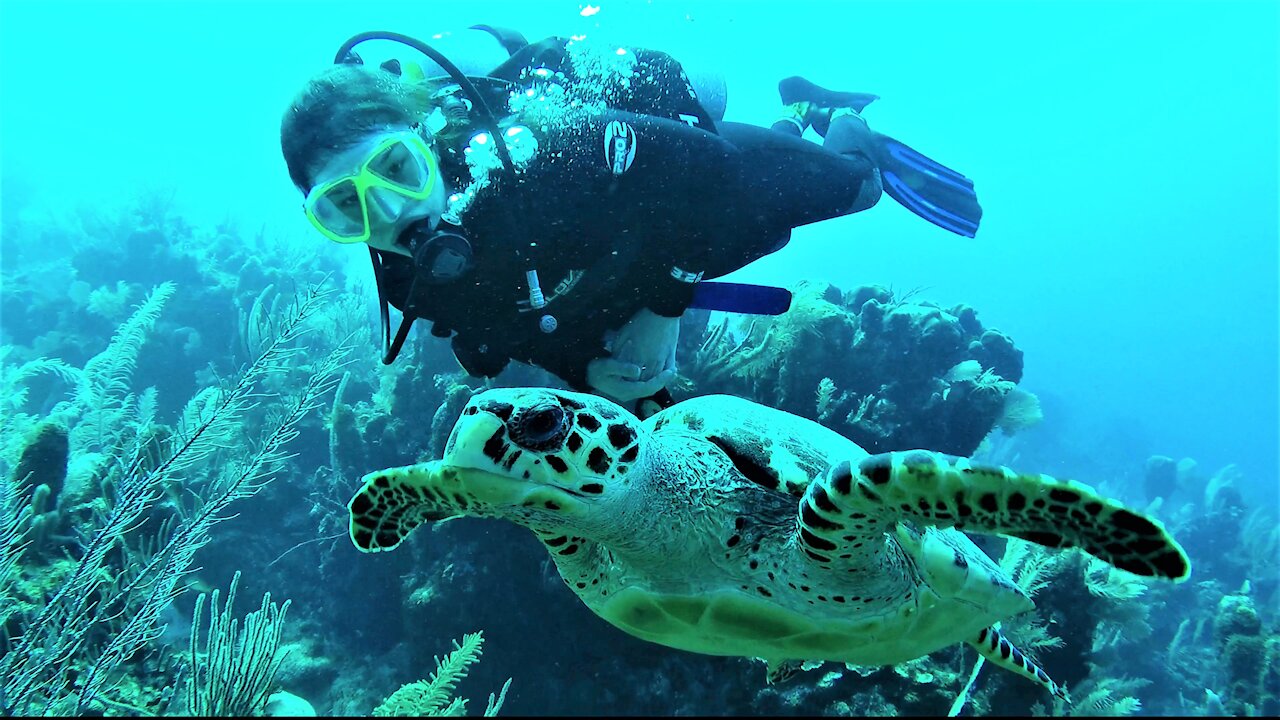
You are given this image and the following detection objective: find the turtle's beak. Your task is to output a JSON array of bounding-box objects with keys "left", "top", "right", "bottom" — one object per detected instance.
[{"left": 415, "top": 463, "right": 591, "bottom": 532}]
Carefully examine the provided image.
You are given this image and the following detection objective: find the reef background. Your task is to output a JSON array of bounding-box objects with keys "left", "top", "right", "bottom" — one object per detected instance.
[{"left": 2, "top": 0, "right": 1277, "bottom": 717}]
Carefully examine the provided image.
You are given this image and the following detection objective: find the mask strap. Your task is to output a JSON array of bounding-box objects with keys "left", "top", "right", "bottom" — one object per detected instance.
[
  {"left": 371, "top": 247, "right": 390, "bottom": 350},
  {"left": 385, "top": 314, "right": 416, "bottom": 365}
]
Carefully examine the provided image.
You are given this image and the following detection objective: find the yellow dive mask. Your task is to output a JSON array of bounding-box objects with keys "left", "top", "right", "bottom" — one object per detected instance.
[{"left": 303, "top": 131, "right": 440, "bottom": 244}]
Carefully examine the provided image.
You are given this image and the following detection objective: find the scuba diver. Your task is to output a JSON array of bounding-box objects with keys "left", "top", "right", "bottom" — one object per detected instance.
[{"left": 279, "top": 26, "right": 982, "bottom": 415}]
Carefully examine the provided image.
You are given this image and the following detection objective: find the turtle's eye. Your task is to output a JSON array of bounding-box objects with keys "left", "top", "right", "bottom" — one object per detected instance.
[{"left": 511, "top": 402, "right": 569, "bottom": 451}]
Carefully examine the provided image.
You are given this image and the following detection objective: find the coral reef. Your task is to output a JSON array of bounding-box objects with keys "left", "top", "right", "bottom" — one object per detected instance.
[
  {"left": 1213, "top": 589, "right": 1280, "bottom": 715},
  {"left": 1144, "top": 456, "right": 1273, "bottom": 596},
  {"left": 3, "top": 195, "right": 1274, "bottom": 719},
  {"left": 12, "top": 422, "right": 69, "bottom": 501},
  {"left": 1, "top": 267, "right": 345, "bottom": 714},
  {"left": 680, "top": 281, "right": 1032, "bottom": 456}
]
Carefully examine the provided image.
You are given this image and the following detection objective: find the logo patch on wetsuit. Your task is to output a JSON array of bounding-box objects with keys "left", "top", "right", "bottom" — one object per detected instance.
[
  {"left": 516, "top": 270, "right": 586, "bottom": 312},
  {"left": 604, "top": 121, "right": 637, "bottom": 175}
]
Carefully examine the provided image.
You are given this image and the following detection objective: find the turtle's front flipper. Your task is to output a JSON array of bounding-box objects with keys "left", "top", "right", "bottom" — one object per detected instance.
[
  {"left": 969, "top": 625, "right": 1068, "bottom": 700},
  {"left": 348, "top": 461, "right": 462, "bottom": 553},
  {"left": 799, "top": 452, "right": 1190, "bottom": 581}
]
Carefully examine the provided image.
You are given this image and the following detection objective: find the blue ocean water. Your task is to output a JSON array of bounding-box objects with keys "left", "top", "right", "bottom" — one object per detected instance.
[
  {"left": 4, "top": 0, "right": 1274, "bottom": 492},
  {"left": 1, "top": 0, "right": 1276, "bottom": 716}
]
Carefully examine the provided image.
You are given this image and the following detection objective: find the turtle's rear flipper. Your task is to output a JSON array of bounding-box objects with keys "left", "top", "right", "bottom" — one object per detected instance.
[
  {"left": 765, "top": 658, "right": 806, "bottom": 685},
  {"left": 800, "top": 451, "right": 1190, "bottom": 581},
  {"left": 348, "top": 462, "right": 458, "bottom": 553},
  {"left": 969, "top": 625, "right": 1068, "bottom": 700}
]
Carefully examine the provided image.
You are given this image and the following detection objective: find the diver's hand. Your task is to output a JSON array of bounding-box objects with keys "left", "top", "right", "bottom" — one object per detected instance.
[
  {"left": 611, "top": 308, "right": 680, "bottom": 383},
  {"left": 587, "top": 358, "right": 676, "bottom": 404}
]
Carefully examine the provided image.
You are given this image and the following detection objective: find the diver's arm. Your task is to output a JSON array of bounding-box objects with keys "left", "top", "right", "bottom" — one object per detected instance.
[
  {"left": 454, "top": 323, "right": 605, "bottom": 391},
  {"left": 495, "top": 299, "right": 615, "bottom": 393},
  {"left": 644, "top": 263, "right": 702, "bottom": 318},
  {"left": 451, "top": 334, "right": 511, "bottom": 379},
  {"left": 521, "top": 334, "right": 610, "bottom": 392}
]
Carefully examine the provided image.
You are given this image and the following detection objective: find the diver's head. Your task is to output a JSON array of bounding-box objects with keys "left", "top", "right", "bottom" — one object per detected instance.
[
  {"left": 302, "top": 126, "right": 448, "bottom": 255},
  {"left": 281, "top": 64, "right": 448, "bottom": 254}
]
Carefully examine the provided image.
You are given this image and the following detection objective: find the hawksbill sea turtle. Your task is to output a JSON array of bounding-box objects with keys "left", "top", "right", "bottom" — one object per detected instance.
[{"left": 347, "top": 388, "right": 1190, "bottom": 698}]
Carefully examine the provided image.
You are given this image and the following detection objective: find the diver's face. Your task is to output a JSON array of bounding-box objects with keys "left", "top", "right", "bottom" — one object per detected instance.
[{"left": 310, "top": 126, "right": 447, "bottom": 255}]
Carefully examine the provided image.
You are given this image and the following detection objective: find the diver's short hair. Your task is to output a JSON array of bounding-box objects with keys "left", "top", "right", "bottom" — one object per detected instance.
[{"left": 280, "top": 64, "right": 435, "bottom": 192}]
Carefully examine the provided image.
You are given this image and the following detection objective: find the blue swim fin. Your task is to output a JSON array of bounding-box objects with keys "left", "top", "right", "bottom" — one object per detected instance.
[{"left": 874, "top": 133, "right": 983, "bottom": 238}]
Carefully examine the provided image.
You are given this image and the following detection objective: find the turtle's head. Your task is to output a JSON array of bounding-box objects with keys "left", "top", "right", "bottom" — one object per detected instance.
[{"left": 441, "top": 388, "right": 646, "bottom": 523}]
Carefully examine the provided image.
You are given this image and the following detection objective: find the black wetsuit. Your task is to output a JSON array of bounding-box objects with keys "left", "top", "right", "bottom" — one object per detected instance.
[{"left": 377, "top": 37, "right": 876, "bottom": 390}]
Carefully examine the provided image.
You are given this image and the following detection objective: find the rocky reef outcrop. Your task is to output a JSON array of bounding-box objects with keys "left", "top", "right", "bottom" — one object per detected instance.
[{"left": 678, "top": 281, "right": 1036, "bottom": 456}]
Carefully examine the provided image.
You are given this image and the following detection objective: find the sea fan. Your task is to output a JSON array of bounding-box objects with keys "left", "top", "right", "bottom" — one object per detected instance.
[
  {"left": 944, "top": 360, "right": 983, "bottom": 383},
  {"left": 997, "top": 387, "right": 1044, "bottom": 434},
  {"left": 187, "top": 571, "right": 292, "bottom": 716},
  {"left": 0, "top": 284, "right": 346, "bottom": 715},
  {"left": 0, "top": 473, "right": 31, "bottom": 628}
]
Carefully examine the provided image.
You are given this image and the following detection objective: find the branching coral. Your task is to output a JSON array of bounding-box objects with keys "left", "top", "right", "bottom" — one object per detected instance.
[
  {"left": 0, "top": 351, "right": 82, "bottom": 466},
  {"left": 0, "top": 283, "right": 348, "bottom": 715},
  {"left": 67, "top": 282, "right": 175, "bottom": 455},
  {"left": 1083, "top": 557, "right": 1149, "bottom": 602},
  {"left": 1060, "top": 676, "right": 1148, "bottom": 716},
  {"left": 373, "top": 631, "right": 512, "bottom": 717},
  {"left": 763, "top": 282, "right": 845, "bottom": 343},
  {"left": 996, "top": 539, "right": 1067, "bottom": 668},
  {"left": 1081, "top": 557, "right": 1154, "bottom": 649},
  {"left": 0, "top": 473, "right": 31, "bottom": 628},
  {"left": 686, "top": 315, "right": 758, "bottom": 388},
  {"left": 815, "top": 377, "right": 837, "bottom": 419},
  {"left": 1240, "top": 507, "right": 1280, "bottom": 609},
  {"left": 689, "top": 282, "right": 844, "bottom": 391},
  {"left": 1002, "top": 538, "right": 1069, "bottom": 599},
  {"left": 188, "top": 571, "right": 292, "bottom": 716},
  {"left": 85, "top": 280, "right": 134, "bottom": 320}
]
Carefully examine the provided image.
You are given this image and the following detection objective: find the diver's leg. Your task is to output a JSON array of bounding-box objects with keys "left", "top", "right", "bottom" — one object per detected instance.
[
  {"left": 718, "top": 121, "right": 880, "bottom": 229},
  {"left": 771, "top": 103, "right": 809, "bottom": 136},
  {"left": 687, "top": 122, "right": 873, "bottom": 281}
]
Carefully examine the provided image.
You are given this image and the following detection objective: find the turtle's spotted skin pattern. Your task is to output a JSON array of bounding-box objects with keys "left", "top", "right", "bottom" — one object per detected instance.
[
  {"left": 814, "top": 453, "right": 1189, "bottom": 579},
  {"left": 349, "top": 465, "right": 457, "bottom": 552},
  {"left": 349, "top": 389, "right": 1190, "bottom": 698},
  {"left": 974, "top": 624, "right": 1065, "bottom": 698}
]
